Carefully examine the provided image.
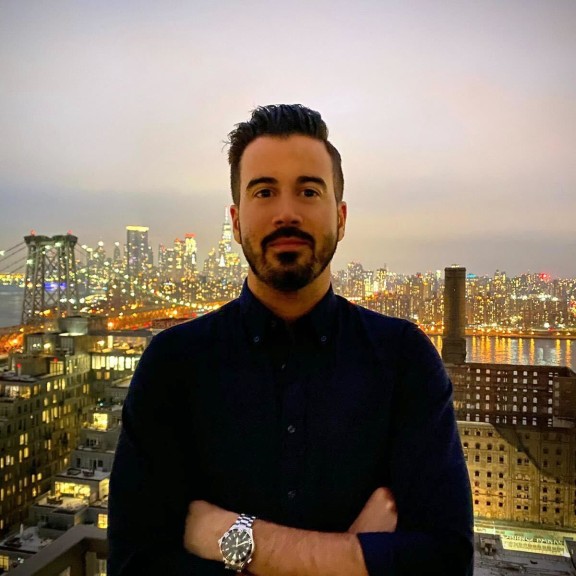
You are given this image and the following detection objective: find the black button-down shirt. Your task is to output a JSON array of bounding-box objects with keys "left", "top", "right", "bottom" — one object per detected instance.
[{"left": 109, "top": 283, "right": 473, "bottom": 575}]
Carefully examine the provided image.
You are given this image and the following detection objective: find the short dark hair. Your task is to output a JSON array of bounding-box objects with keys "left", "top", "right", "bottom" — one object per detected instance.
[{"left": 227, "top": 104, "right": 344, "bottom": 205}]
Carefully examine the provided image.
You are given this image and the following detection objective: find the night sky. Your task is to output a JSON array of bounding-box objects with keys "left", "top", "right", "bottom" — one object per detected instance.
[{"left": 1, "top": 0, "right": 575, "bottom": 277}]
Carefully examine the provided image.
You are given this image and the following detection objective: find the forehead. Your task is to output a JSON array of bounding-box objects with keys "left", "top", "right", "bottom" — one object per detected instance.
[{"left": 239, "top": 135, "right": 333, "bottom": 187}]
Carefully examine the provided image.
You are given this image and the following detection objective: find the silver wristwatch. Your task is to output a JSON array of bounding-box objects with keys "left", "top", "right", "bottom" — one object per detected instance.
[{"left": 218, "top": 513, "right": 256, "bottom": 572}]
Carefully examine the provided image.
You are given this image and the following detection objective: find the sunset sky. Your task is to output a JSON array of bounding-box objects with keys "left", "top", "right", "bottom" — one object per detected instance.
[{"left": 1, "top": 0, "right": 575, "bottom": 277}]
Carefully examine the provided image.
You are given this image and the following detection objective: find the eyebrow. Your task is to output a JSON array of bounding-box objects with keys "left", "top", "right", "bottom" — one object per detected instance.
[
  {"left": 245, "top": 176, "right": 327, "bottom": 191},
  {"left": 246, "top": 177, "right": 277, "bottom": 190},
  {"left": 297, "top": 176, "right": 327, "bottom": 190}
]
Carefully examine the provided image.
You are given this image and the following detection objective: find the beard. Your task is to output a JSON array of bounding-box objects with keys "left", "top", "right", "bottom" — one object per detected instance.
[{"left": 240, "top": 226, "right": 338, "bottom": 292}]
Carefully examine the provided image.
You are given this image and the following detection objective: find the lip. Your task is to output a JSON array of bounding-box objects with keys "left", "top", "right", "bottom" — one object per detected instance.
[{"left": 268, "top": 238, "right": 310, "bottom": 248}]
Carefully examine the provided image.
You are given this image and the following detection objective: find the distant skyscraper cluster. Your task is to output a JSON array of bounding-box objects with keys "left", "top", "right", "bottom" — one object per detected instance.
[
  {"left": 72, "top": 212, "right": 246, "bottom": 315},
  {"left": 333, "top": 264, "right": 576, "bottom": 331}
]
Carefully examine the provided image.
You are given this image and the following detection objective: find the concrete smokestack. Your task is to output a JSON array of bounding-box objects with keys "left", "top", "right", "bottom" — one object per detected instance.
[{"left": 442, "top": 266, "right": 467, "bottom": 365}]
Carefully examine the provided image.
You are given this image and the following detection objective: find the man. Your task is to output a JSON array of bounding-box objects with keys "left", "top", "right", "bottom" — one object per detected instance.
[{"left": 108, "top": 104, "right": 473, "bottom": 575}]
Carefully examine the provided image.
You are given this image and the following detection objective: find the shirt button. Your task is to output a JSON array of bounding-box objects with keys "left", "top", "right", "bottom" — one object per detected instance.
[
  {"left": 253, "top": 336, "right": 260, "bottom": 344},
  {"left": 320, "top": 335, "right": 327, "bottom": 343},
  {"left": 287, "top": 490, "right": 297, "bottom": 500},
  {"left": 280, "top": 363, "right": 286, "bottom": 371},
  {"left": 287, "top": 424, "right": 296, "bottom": 434}
]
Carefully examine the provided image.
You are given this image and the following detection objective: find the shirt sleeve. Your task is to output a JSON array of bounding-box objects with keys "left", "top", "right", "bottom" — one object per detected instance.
[
  {"left": 357, "top": 323, "right": 474, "bottom": 575},
  {"left": 107, "top": 332, "right": 221, "bottom": 576}
]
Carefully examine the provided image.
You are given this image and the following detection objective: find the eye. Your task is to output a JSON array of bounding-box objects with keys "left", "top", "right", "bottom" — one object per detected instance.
[
  {"left": 254, "top": 188, "right": 272, "bottom": 198},
  {"left": 302, "top": 188, "right": 320, "bottom": 198}
]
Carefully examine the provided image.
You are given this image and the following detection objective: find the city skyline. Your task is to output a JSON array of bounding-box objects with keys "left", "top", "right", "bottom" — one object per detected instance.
[
  {"left": 2, "top": 219, "right": 575, "bottom": 280},
  {"left": 1, "top": 1, "right": 575, "bottom": 277}
]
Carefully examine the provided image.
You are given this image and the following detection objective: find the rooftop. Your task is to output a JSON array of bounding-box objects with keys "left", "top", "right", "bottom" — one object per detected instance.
[
  {"left": 56, "top": 468, "right": 110, "bottom": 482},
  {"left": 0, "top": 526, "right": 53, "bottom": 555}
]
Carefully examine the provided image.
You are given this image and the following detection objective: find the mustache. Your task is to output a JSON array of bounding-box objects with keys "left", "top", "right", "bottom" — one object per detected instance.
[{"left": 261, "top": 227, "right": 315, "bottom": 249}]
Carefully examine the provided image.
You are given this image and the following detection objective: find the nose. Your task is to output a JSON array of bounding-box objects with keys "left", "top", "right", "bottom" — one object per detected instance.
[{"left": 272, "top": 193, "right": 303, "bottom": 228}]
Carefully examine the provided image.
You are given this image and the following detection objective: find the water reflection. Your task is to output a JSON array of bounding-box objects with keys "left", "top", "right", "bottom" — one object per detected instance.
[{"left": 429, "top": 335, "right": 576, "bottom": 372}]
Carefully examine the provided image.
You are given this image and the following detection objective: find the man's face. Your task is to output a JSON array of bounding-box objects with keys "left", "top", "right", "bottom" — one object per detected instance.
[{"left": 231, "top": 134, "right": 346, "bottom": 292}]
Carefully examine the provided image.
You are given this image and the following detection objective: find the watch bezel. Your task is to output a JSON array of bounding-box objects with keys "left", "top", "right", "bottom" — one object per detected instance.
[{"left": 218, "top": 526, "right": 255, "bottom": 571}]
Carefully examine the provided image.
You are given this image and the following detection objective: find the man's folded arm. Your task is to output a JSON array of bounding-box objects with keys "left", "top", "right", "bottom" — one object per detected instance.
[{"left": 185, "top": 492, "right": 469, "bottom": 576}]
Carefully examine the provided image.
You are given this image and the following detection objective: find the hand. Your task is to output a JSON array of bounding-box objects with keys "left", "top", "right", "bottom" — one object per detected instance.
[
  {"left": 183, "top": 500, "right": 237, "bottom": 561},
  {"left": 348, "top": 487, "right": 397, "bottom": 534}
]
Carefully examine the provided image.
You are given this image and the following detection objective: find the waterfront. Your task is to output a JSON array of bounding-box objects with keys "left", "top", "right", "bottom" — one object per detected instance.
[
  {"left": 1, "top": 289, "right": 575, "bottom": 371},
  {"left": 428, "top": 335, "right": 575, "bottom": 372}
]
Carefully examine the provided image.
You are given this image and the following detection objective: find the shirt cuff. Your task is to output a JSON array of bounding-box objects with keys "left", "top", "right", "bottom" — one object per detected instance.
[{"left": 357, "top": 532, "right": 395, "bottom": 576}]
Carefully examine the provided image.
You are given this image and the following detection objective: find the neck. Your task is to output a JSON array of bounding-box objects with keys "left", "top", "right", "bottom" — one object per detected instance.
[{"left": 246, "top": 268, "right": 332, "bottom": 323}]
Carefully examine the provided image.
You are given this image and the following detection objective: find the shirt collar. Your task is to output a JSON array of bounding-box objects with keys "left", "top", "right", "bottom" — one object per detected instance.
[{"left": 238, "top": 280, "right": 338, "bottom": 345}]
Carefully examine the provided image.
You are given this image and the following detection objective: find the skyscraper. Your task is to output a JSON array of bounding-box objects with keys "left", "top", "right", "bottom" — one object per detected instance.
[
  {"left": 184, "top": 233, "right": 197, "bottom": 274},
  {"left": 218, "top": 210, "right": 233, "bottom": 267},
  {"left": 125, "top": 226, "right": 149, "bottom": 300}
]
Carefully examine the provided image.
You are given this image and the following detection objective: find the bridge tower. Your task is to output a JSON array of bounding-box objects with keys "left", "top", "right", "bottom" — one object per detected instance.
[{"left": 22, "top": 233, "right": 79, "bottom": 325}]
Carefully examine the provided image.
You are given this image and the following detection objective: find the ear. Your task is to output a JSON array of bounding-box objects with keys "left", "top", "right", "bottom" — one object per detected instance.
[
  {"left": 230, "top": 204, "right": 241, "bottom": 244},
  {"left": 337, "top": 201, "right": 347, "bottom": 242}
]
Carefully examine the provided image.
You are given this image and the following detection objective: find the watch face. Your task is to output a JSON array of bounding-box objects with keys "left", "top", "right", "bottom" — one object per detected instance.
[{"left": 221, "top": 528, "right": 253, "bottom": 564}]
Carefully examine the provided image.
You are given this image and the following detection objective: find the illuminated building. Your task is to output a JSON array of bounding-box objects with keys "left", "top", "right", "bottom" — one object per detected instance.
[
  {"left": 184, "top": 233, "right": 197, "bottom": 274},
  {"left": 125, "top": 226, "right": 150, "bottom": 301},
  {"left": 0, "top": 319, "right": 94, "bottom": 534},
  {"left": 172, "top": 238, "right": 185, "bottom": 277},
  {"left": 112, "top": 242, "right": 122, "bottom": 267},
  {"left": 446, "top": 362, "right": 576, "bottom": 540},
  {"left": 373, "top": 267, "right": 388, "bottom": 293},
  {"left": 345, "top": 262, "right": 365, "bottom": 300},
  {"left": 89, "top": 333, "right": 146, "bottom": 387},
  {"left": 26, "top": 405, "right": 121, "bottom": 539},
  {"left": 0, "top": 404, "right": 117, "bottom": 572},
  {"left": 0, "top": 312, "right": 145, "bottom": 538},
  {"left": 218, "top": 210, "right": 233, "bottom": 264},
  {"left": 79, "top": 241, "right": 109, "bottom": 297}
]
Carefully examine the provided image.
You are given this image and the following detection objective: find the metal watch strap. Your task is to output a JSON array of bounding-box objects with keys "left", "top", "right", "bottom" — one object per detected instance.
[{"left": 234, "top": 514, "right": 256, "bottom": 530}]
